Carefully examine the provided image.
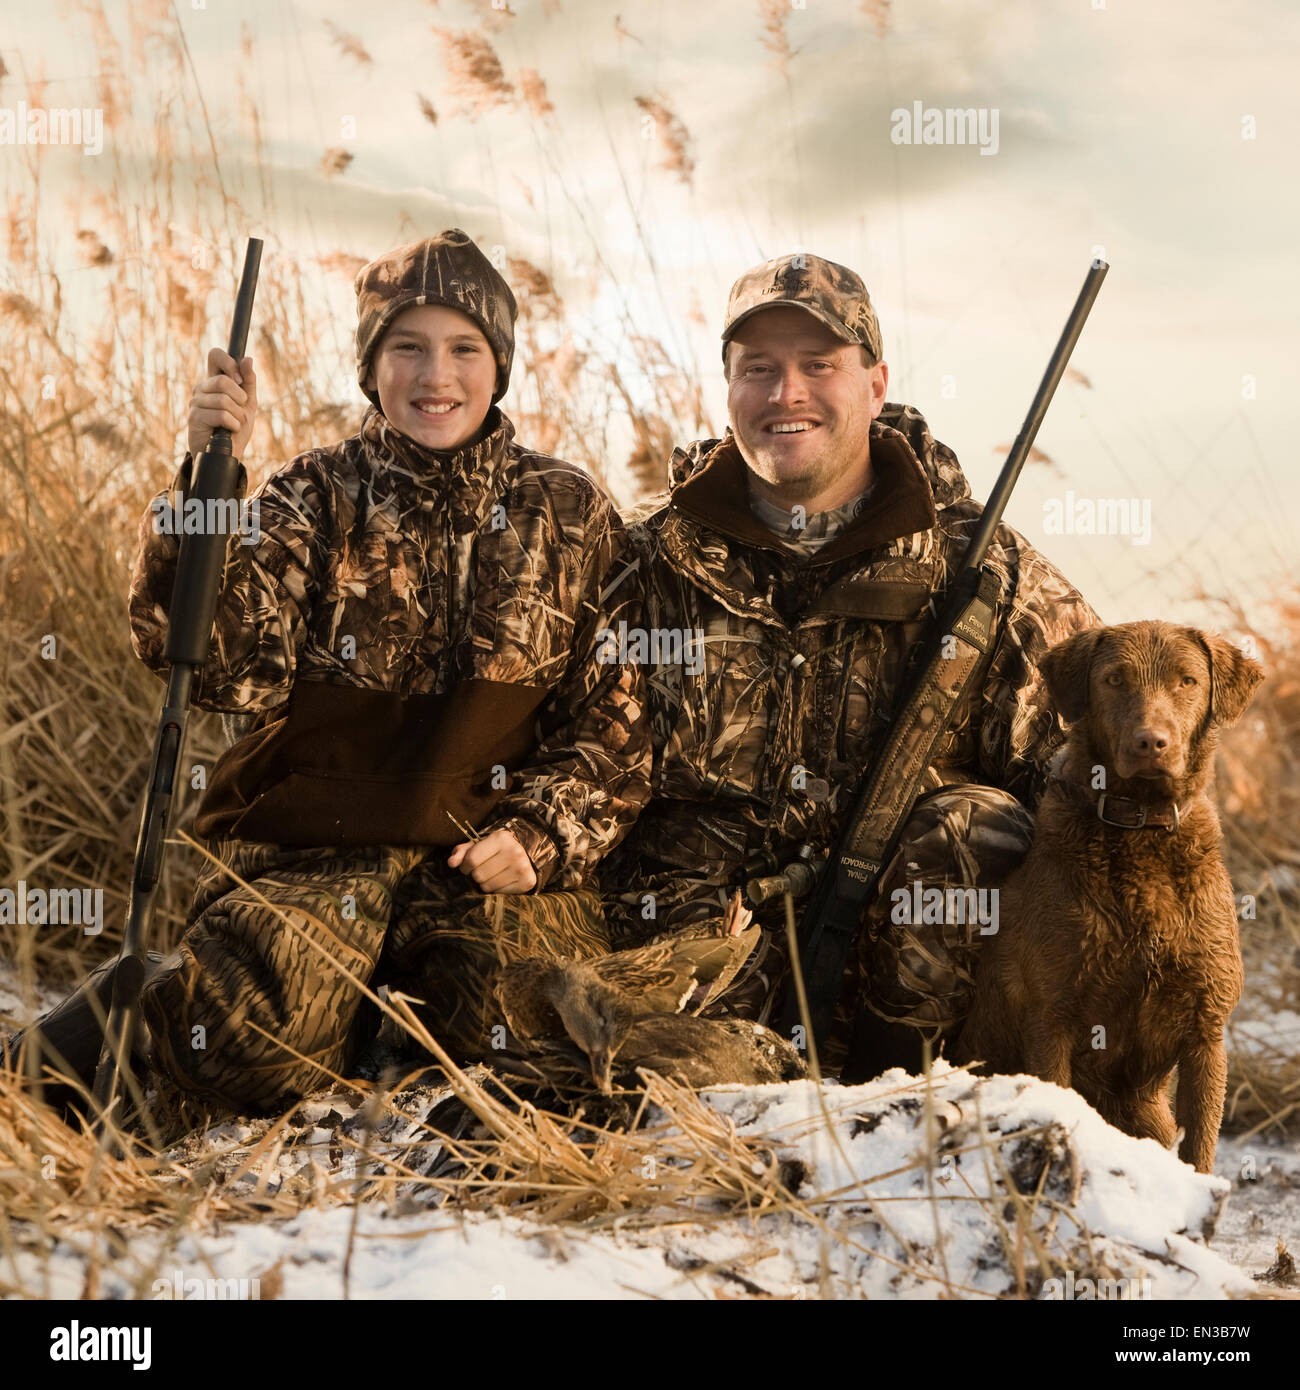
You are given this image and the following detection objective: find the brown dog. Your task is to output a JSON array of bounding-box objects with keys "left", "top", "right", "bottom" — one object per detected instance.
[{"left": 953, "top": 621, "right": 1263, "bottom": 1173}]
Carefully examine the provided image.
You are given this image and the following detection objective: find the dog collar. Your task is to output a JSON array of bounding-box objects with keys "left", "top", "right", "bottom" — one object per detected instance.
[
  {"left": 1048, "top": 776, "right": 1187, "bottom": 833},
  {"left": 1095, "top": 791, "right": 1184, "bottom": 833}
]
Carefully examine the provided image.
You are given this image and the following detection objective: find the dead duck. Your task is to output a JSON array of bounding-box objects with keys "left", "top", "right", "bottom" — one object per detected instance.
[
  {"left": 494, "top": 892, "right": 760, "bottom": 1092},
  {"left": 611, "top": 1014, "right": 807, "bottom": 1089}
]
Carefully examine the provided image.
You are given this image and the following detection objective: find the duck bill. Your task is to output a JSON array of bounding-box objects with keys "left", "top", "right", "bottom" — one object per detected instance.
[{"left": 590, "top": 1052, "right": 614, "bottom": 1096}]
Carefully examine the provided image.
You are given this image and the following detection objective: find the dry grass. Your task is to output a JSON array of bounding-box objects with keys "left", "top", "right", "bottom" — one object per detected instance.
[
  {"left": 320, "top": 148, "right": 354, "bottom": 179},
  {"left": 633, "top": 97, "right": 695, "bottom": 186},
  {"left": 322, "top": 20, "right": 373, "bottom": 68},
  {"left": 0, "top": 985, "right": 1187, "bottom": 1301},
  {"left": 2, "top": 1026, "right": 1266, "bottom": 1299},
  {"left": 757, "top": 0, "right": 793, "bottom": 73},
  {"left": 1207, "top": 594, "right": 1300, "bottom": 1137},
  {"left": 1, "top": 837, "right": 1281, "bottom": 1301},
  {"left": 433, "top": 28, "right": 515, "bottom": 116},
  {"left": 518, "top": 69, "right": 555, "bottom": 122},
  {"left": 0, "top": 0, "right": 704, "bottom": 992},
  {"left": 862, "top": 0, "right": 893, "bottom": 40}
]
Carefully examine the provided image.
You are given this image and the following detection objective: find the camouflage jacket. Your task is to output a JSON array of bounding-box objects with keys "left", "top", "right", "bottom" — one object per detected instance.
[
  {"left": 129, "top": 405, "right": 651, "bottom": 889},
  {"left": 599, "top": 402, "right": 1100, "bottom": 942}
]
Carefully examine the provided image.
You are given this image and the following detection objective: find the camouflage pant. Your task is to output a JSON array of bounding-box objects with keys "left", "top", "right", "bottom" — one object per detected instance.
[
  {"left": 140, "top": 840, "right": 609, "bottom": 1114},
  {"left": 847, "top": 782, "right": 1034, "bottom": 1045},
  {"left": 689, "top": 784, "right": 1035, "bottom": 1070}
]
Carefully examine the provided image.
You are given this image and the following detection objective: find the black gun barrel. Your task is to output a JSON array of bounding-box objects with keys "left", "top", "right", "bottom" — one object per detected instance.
[
  {"left": 91, "top": 238, "right": 264, "bottom": 1137},
  {"left": 963, "top": 258, "right": 1107, "bottom": 569},
  {"left": 164, "top": 237, "right": 262, "bottom": 666},
  {"left": 195, "top": 235, "right": 262, "bottom": 459},
  {"left": 226, "top": 237, "right": 263, "bottom": 364}
]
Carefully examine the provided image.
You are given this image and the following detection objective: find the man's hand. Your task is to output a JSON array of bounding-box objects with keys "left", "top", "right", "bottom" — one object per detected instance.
[
  {"left": 188, "top": 347, "right": 258, "bottom": 459},
  {"left": 447, "top": 828, "right": 537, "bottom": 894}
]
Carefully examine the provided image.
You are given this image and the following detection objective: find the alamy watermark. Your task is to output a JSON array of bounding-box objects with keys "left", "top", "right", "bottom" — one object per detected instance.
[
  {"left": 596, "top": 622, "right": 705, "bottom": 676},
  {"left": 0, "top": 102, "right": 104, "bottom": 156},
  {"left": 152, "top": 491, "right": 261, "bottom": 546},
  {"left": 890, "top": 101, "right": 999, "bottom": 155},
  {"left": 1043, "top": 491, "right": 1151, "bottom": 546},
  {"left": 890, "top": 880, "right": 999, "bottom": 935},
  {"left": 49, "top": 1323, "right": 150, "bottom": 1369},
  {"left": 1041, "top": 1270, "right": 1152, "bottom": 1300},
  {"left": 151, "top": 1269, "right": 261, "bottom": 1300},
  {"left": 0, "top": 880, "right": 102, "bottom": 934}
]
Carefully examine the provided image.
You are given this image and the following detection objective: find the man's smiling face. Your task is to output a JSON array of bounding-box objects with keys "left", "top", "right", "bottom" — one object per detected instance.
[
  {"left": 365, "top": 302, "right": 497, "bottom": 450},
  {"left": 725, "top": 306, "right": 888, "bottom": 512}
]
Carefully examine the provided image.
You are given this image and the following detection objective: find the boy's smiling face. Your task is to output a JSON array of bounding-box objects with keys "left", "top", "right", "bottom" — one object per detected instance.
[{"left": 365, "top": 303, "right": 497, "bottom": 450}]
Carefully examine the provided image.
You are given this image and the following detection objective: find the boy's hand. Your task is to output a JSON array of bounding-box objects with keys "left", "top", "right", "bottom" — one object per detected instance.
[
  {"left": 448, "top": 829, "right": 537, "bottom": 894},
  {"left": 188, "top": 348, "right": 258, "bottom": 459}
]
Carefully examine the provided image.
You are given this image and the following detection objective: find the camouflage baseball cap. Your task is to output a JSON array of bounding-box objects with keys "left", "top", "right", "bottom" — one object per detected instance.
[
  {"left": 355, "top": 230, "right": 517, "bottom": 406},
  {"left": 721, "top": 251, "right": 883, "bottom": 366}
]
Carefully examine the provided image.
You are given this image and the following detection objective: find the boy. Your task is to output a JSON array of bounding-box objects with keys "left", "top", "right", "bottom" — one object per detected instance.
[{"left": 12, "top": 230, "right": 650, "bottom": 1116}]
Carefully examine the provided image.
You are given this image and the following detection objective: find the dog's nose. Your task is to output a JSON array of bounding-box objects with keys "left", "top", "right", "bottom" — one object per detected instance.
[{"left": 1132, "top": 727, "right": 1169, "bottom": 756}]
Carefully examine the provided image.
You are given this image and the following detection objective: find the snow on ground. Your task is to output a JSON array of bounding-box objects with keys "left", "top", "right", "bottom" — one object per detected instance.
[
  {"left": 1, "top": 959, "right": 1293, "bottom": 1300},
  {"left": 0, "top": 962, "right": 68, "bottom": 1028},
  {"left": 656, "top": 1065, "right": 1249, "bottom": 1299},
  {"left": 1, "top": 1060, "right": 1274, "bottom": 1301},
  {"left": 1229, "top": 1009, "right": 1300, "bottom": 1060},
  {"left": 11, "top": 1203, "right": 698, "bottom": 1301},
  {"left": 1213, "top": 1136, "right": 1300, "bottom": 1283}
]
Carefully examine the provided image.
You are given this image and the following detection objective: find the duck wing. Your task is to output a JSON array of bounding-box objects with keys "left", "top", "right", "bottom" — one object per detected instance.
[
  {"left": 589, "top": 943, "right": 697, "bottom": 1014},
  {"left": 494, "top": 960, "right": 566, "bottom": 1041},
  {"left": 614, "top": 1013, "right": 806, "bottom": 1088},
  {"left": 680, "top": 924, "right": 762, "bottom": 1012},
  {"left": 591, "top": 926, "right": 763, "bottom": 1015}
]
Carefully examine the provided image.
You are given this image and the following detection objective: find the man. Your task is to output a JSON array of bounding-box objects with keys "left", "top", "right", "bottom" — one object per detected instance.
[{"left": 599, "top": 251, "right": 1100, "bottom": 1078}]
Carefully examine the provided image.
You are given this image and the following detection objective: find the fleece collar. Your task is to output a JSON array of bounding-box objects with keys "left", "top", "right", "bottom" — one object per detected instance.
[
  {"left": 359, "top": 403, "right": 517, "bottom": 508},
  {"left": 668, "top": 421, "right": 938, "bottom": 566}
]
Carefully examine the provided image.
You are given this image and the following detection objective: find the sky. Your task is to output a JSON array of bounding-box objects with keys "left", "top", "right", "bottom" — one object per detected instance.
[{"left": 3, "top": 0, "right": 1298, "bottom": 638}]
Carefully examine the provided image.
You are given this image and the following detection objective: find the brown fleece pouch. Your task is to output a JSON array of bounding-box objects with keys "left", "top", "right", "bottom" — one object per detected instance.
[{"left": 195, "top": 676, "right": 550, "bottom": 847}]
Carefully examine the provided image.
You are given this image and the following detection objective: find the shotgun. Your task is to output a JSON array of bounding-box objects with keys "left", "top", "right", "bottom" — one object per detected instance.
[
  {"left": 775, "top": 258, "right": 1109, "bottom": 1053},
  {"left": 91, "top": 238, "right": 263, "bottom": 1134}
]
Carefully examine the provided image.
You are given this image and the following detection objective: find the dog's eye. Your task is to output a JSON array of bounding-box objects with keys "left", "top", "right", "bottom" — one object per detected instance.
[
  {"left": 1180, "top": 675, "right": 1198, "bottom": 687},
  {"left": 1104, "top": 673, "right": 1124, "bottom": 687}
]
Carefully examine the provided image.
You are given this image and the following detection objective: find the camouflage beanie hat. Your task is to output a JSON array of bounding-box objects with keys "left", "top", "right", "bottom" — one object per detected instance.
[{"left": 354, "top": 230, "right": 518, "bottom": 407}]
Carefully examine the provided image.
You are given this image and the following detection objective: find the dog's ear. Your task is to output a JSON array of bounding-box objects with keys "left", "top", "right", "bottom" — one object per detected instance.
[
  {"left": 1196, "top": 630, "right": 1265, "bottom": 729},
  {"left": 1038, "top": 626, "right": 1106, "bottom": 725}
]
